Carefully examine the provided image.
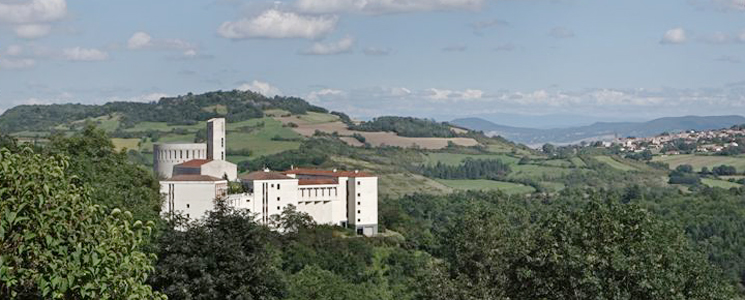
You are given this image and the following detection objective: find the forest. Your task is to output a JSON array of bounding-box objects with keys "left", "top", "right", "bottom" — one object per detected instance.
[
  {"left": 0, "top": 90, "right": 327, "bottom": 133},
  {"left": 349, "top": 116, "right": 463, "bottom": 138},
  {"left": 2, "top": 127, "right": 745, "bottom": 299}
]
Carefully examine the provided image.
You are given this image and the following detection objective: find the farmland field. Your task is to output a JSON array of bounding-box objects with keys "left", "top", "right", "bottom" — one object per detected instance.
[
  {"left": 111, "top": 138, "right": 140, "bottom": 151},
  {"left": 436, "top": 179, "right": 536, "bottom": 194},
  {"left": 593, "top": 156, "right": 637, "bottom": 171},
  {"left": 422, "top": 152, "right": 520, "bottom": 166},
  {"left": 701, "top": 178, "right": 742, "bottom": 189},
  {"left": 652, "top": 154, "right": 745, "bottom": 172}
]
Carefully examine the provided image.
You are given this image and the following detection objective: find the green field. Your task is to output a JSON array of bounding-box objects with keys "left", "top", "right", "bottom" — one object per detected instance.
[
  {"left": 593, "top": 156, "right": 637, "bottom": 171},
  {"left": 111, "top": 138, "right": 140, "bottom": 151},
  {"left": 290, "top": 112, "right": 340, "bottom": 124},
  {"left": 422, "top": 152, "right": 520, "bottom": 166},
  {"left": 123, "top": 121, "right": 206, "bottom": 133},
  {"left": 652, "top": 154, "right": 745, "bottom": 172},
  {"left": 701, "top": 178, "right": 743, "bottom": 189},
  {"left": 226, "top": 118, "right": 303, "bottom": 157},
  {"left": 570, "top": 157, "right": 587, "bottom": 168},
  {"left": 508, "top": 164, "right": 577, "bottom": 180},
  {"left": 436, "top": 179, "right": 536, "bottom": 194}
]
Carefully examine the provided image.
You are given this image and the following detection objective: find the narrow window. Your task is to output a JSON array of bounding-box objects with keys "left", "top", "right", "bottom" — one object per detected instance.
[
  {"left": 277, "top": 197, "right": 280, "bottom": 201},
  {"left": 357, "top": 201, "right": 360, "bottom": 205},
  {"left": 358, "top": 181, "right": 360, "bottom": 186},
  {"left": 277, "top": 206, "right": 280, "bottom": 210},
  {"left": 187, "top": 214, "right": 190, "bottom": 218},
  {"left": 186, "top": 204, "right": 190, "bottom": 208},
  {"left": 180, "top": 150, "right": 183, "bottom": 159},
  {"left": 186, "top": 151, "right": 189, "bottom": 159},
  {"left": 357, "top": 193, "right": 361, "bottom": 197},
  {"left": 357, "top": 210, "right": 360, "bottom": 214},
  {"left": 277, "top": 184, "right": 281, "bottom": 190},
  {"left": 357, "top": 219, "right": 361, "bottom": 222},
  {"left": 271, "top": 184, "right": 274, "bottom": 188},
  {"left": 221, "top": 138, "right": 224, "bottom": 147}
]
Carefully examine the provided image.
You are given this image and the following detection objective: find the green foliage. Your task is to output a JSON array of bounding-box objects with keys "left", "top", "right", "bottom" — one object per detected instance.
[
  {"left": 432, "top": 200, "right": 735, "bottom": 299},
  {"left": 0, "top": 148, "right": 164, "bottom": 299},
  {"left": 419, "top": 158, "right": 511, "bottom": 180},
  {"left": 713, "top": 164, "right": 738, "bottom": 176},
  {"left": 349, "top": 116, "right": 459, "bottom": 138},
  {"left": 43, "top": 125, "right": 162, "bottom": 224},
  {"left": 150, "top": 202, "right": 286, "bottom": 299}
]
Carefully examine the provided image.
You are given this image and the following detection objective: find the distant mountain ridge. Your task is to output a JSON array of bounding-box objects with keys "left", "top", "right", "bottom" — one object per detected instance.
[{"left": 452, "top": 115, "right": 745, "bottom": 146}]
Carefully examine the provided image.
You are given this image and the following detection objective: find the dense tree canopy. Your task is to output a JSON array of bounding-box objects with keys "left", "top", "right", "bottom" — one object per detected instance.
[
  {"left": 0, "top": 148, "right": 164, "bottom": 299},
  {"left": 44, "top": 125, "right": 162, "bottom": 224}
]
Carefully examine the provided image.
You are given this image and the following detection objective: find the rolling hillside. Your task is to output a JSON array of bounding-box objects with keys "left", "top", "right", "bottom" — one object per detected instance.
[{"left": 453, "top": 115, "right": 745, "bottom": 146}]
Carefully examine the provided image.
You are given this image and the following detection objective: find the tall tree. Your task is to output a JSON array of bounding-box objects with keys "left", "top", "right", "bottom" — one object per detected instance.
[{"left": 0, "top": 148, "right": 164, "bottom": 299}]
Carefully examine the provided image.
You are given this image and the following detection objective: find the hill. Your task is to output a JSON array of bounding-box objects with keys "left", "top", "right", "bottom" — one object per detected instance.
[{"left": 452, "top": 115, "right": 745, "bottom": 146}]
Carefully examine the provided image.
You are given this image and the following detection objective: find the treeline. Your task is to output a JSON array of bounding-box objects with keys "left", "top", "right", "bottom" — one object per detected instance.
[
  {"left": 417, "top": 158, "right": 511, "bottom": 180},
  {"left": 349, "top": 116, "right": 460, "bottom": 137},
  {"left": 0, "top": 90, "right": 327, "bottom": 133}
]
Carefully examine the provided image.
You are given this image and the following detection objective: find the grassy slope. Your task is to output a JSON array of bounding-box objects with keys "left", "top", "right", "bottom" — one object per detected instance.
[
  {"left": 701, "top": 178, "right": 743, "bottom": 189},
  {"left": 593, "top": 156, "right": 638, "bottom": 171},
  {"left": 652, "top": 154, "right": 745, "bottom": 172},
  {"left": 436, "top": 179, "right": 536, "bottom": 195}
]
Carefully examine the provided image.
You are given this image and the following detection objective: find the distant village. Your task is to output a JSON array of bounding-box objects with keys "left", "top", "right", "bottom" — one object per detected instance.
[{"left": 603, "top": 125, "right": 745, "bottom": 155}]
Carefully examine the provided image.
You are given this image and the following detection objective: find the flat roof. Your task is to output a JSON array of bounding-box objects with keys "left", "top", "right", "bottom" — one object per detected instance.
[
  {"left": 241, "top": 171, "right": 294, "bottom": 181},
  {"left": 165, "top": 175, "right": 225, "bottom": 182},
  {"left": 282, "top": 168, "right": 374, "bottom": 178}
]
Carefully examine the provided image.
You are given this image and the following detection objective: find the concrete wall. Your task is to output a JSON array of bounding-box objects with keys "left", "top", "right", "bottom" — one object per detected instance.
[
  {"left": 153, "top": 143, "right": 207, "bottom": 179},
  {"left": 246, "top": 179, "right": 299, "bottom": 224},
  {"left": 201, "top": 160, "right": 238, "bottom": 181},
  {"left": 207, "top": 118, "right": 226, "bottom": 161},
  {"left": 347, "top": 176, "right": 378, "bottom": 236},
  {"left": 160, "top": 180, "right": 228, "bottom": 220}
]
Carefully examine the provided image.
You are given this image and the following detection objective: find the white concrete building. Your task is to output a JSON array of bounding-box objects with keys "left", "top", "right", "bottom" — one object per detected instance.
[
  {"left": 153, "top": 117, "right": 237, "bottom": 180},
  {"left": 160, "top": 174, "right": 228, "bottom": 220},
  {"left": 231, "top": 168, "right": 378, "bottom": 236},
  {"left": 156, "top": 118, "right": 378, "bottom": 236},
  {"left": 207, "top": 118, "right": 226, "bottom": 161},
  {"left": 153, "top": 143, "right": 208, "bottom": 179}
]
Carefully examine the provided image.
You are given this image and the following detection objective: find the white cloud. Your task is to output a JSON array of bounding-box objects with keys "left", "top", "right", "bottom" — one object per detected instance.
[
  {"left": 237, "top": 80, "right": 283, "bottom": 96},
  {"left": 301, "top": 36, "right": 354, "bottom": 55},
  {"left": 127, "top": 31, "right": 195, "bottom": 51},
  {"left": 0, "top": 0, "right": 66, "bottom": 24},
  {"left": 708, "top": 0, "right": 745, "bottom": 10},
  {"left": 661, "top": 28, "right": 687, "bottom": 44},
  {"left": 0, "top": 58, "right": 36, "bottom": 70},
  {"left": 461, "top": 89, "right": 484, "bottom": 100},
  {"left": 62, "top": 47, "right": 109, "bottom": 61},
  {"left": 549, "top": 26, "right": 575, "bottom": 39},
  {"left": 13, "top": 23, "right": 51, "bottom": 39},
  {"left": 307, "top": 88, "right": 346, "bottom": 101},
  {"left": 427, "top": 88, "right": 483, "bottom": 100},
  {"left": 5, "top": 45, "right": 23, "bottom": 56},
  {"left": 218, "top": 9, "right": 338, "bottom": 39},
  {"left": 296, "top": 0, "right": 484, "bottom": 14},
  {"left": 127, "top": 31, "right": 152, "bottom": 49}
]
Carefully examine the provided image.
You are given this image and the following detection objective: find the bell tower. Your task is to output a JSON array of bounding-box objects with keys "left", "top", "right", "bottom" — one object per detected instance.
[{"left": 207, "top": 118, "right": 226, "bottom": 161}]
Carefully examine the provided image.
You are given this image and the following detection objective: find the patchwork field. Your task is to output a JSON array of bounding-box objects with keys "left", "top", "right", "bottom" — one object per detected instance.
[
  {"left": 436, "top": 179, "right": 536, "bottom": 195},
  {"left": 274, "top": 114, "right": 480, "bottom": 150},
  {"left": 652, "top": 154, "right": 745, "bottom": 172}
]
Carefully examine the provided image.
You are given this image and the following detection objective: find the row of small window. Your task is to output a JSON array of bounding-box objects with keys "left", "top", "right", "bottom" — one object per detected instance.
[
  {"left": 270, "top": 183, "right": 281, "bottom": 190},
  {"left": 159, "top": 149, "right": 204, "bottom": 160}
]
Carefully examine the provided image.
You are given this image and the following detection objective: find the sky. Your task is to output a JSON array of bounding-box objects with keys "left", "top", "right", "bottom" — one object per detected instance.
[{"left": 1, "top": 0, "right": 744, "bottom": 127}]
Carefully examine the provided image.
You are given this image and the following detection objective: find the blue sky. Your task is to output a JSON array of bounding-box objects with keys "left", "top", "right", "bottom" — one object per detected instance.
[{"left": 1, "top": 0, "right": 744, "bottom": 127}]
